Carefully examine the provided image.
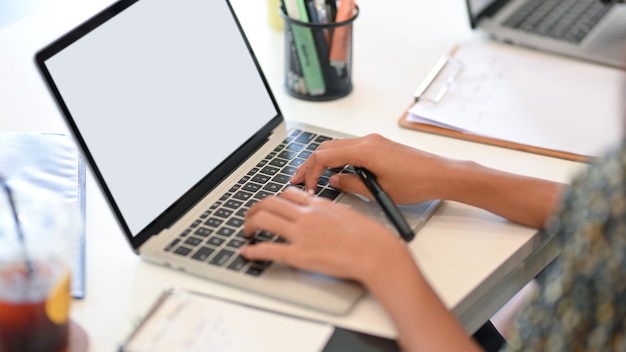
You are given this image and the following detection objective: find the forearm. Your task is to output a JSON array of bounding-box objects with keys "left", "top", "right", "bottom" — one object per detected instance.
[
  {"left": 437, "top": 160, "right": 565, "bottom": 229},
  {"left": 363, "top": 248, "right": 482, "bottom": 352}
]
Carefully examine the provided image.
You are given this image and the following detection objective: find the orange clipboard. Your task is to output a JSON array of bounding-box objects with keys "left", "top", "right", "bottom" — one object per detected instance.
[{"left": 398, "top": 47, "right": 592, "bottom": 163}]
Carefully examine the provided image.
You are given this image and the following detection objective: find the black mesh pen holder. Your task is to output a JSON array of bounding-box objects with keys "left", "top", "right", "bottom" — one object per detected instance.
[{"left": 280, "top": 5, "right": 359, "bottom": 101}]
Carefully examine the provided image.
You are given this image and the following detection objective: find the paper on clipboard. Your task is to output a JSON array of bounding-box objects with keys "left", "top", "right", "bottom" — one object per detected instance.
[
  {"left": 407, "top": 40, "right": 626, "bottom": 159},
  {"left": 120, "top": 289, "right": 334, "bottom": 352}
]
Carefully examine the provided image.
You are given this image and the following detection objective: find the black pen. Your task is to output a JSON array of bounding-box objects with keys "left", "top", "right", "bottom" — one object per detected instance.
[{"left": 354, "top": 167, "right": 415, "bottom": 242}]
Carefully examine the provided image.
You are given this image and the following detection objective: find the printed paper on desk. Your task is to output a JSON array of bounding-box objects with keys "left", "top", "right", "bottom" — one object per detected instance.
[
  {"left": 122, "top": 290, "right": 333, "bottom": 352},
  {"left": 408, "top": 40, "right": 626, "bottom": 158}
]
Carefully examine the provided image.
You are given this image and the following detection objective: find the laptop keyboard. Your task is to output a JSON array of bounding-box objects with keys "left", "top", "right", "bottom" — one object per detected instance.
[
  {"left": 163, "top": 129, "right": 350, "bottom": 276},
  {"left": 503, "top": 0, "right": 612, "bottom": 43}
]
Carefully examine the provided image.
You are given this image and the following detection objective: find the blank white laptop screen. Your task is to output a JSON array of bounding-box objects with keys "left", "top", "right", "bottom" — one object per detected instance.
[{"left": 44, "top": 0, "right": 278, "bottom": 236}]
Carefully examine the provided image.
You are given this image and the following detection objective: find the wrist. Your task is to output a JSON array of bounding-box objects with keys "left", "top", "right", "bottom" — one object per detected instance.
[
  {"left": 431, "top": 159, "right": 479, "bottom": 201},
  {"left": 359, "top": 239, "right": 420, "bottom": 294}
]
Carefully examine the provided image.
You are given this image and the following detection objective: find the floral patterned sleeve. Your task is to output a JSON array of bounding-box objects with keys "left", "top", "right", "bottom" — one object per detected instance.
[{"left": 502, "top": 143, "right": 626, "bottom": 351}]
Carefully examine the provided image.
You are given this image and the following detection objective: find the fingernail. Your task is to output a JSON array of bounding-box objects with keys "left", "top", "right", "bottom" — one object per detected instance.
[{"left": 329, "top": 175, "right": 339, "bottom": 188}]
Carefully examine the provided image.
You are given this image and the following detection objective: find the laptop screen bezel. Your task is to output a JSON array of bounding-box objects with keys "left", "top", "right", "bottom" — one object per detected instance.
[
  {"left": 34, "top": 0, "right": 284, "bottom": 252},
  {"left": 465, "top": 0, "right": 511, "bottom": 28}
]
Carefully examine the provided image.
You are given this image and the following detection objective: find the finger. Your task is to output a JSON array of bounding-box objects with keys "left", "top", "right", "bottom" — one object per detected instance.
[
  {"left": 245, "top": 191, "right": 304, "bottom": 220},
  {"left": 280, "top": 186, "right": 314, "bottom": 205},
  {"left": 303, "top": 144, "right": 370, "bottom": 190},
  {"left": 243, "top": 204, "right": 300, "bottom": 241},
  {"left": 329, "top": 174, "right": 371, "bottom": 198},
  {"left": 292, "top": 138, "right": 364, "bottom": 187}
]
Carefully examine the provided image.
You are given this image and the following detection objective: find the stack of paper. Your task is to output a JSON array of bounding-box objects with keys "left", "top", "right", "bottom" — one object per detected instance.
[{"left": 407, "top": 40, "right": 626, "bottom": 159}]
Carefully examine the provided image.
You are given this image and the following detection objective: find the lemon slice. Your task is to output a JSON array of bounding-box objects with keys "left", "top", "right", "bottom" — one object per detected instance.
[{"left": 45, "top": 270, "right": 72, "bottom": 325}]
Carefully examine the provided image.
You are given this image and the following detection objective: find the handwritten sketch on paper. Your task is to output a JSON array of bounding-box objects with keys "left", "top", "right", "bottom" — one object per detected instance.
[{"left": 408, "top": 40, "right": 626, "bottom": 158}]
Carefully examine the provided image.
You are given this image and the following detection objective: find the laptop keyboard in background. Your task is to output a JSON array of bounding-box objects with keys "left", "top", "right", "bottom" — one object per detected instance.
[
  {"left": 503, "top": 0, "right": 613, "bottom": 43},
  {"left": 163, "top": 129, "right": 351, "bottom": 276}
]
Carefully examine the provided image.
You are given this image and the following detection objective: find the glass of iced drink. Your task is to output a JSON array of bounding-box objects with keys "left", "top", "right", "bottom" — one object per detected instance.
[{"left": 0, "top": 181, "right": 78, "bottom": 352}]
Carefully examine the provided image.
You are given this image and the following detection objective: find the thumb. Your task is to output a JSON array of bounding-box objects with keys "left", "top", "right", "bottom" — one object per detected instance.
[{"left": 330, "top": 174, "right": 371, "bottom": 199}]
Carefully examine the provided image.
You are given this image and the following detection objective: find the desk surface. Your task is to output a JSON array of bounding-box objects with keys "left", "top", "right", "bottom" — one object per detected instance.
[{"left": 0, "top": 0, "right": 587, "bottom": 351}]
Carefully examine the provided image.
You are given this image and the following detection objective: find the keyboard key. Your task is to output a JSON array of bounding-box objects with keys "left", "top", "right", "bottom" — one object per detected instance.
[
  {"left": 262, "top": 182, "right": 282, "bottom": 193},
  {"left": 216, "top": 227, "right": 236, "bottom": 237},
  {"left": 227, "top": 239, "right": 245, "bottom": 248},
  {"left": 209, "top": 249, "right": 235, "bottom": 267},
  {"left": 294, "top": 131, "right": 315, "bottom": 144},
  {"left": 227, "top": 255, "right": 248, "bottom": 271},
  {"left": 306, "top": 143, "right": 319, "bottom": 151},
  {"left": 242, "top": 182, "right": 262, "bottom": 192},
  {"left": 214, "top": 208, "right": 233, "bottom": 218},
  {"left": 204, "top": 218, "right": 223, "bottom": 228},
  {"left": 269, "top": 158, "right": 288, "bottom": 168},
  {"left": 259, "top": 166, "right": 280, "bottom": 176},
  {"left": 191, "top": 246, "right": 214, "bottom": 262},
  {"left": 251, "top": 174, "right": 270, "bottom": 184},
  {"left": 236, "top": 207, "right": 248, "bottom": 217},
  {"left": 245, "top": 267, "right": 264, "bottom": 276},
  {"left": 207, "top": 236, "right": 226, "bottom": 247},
  {"left": 194, "top": 227, "right": 213, "bottom": 237},
  {"left": 271, "top": 174, "right": 291, "bottom": 184},
  {"left": 164, "top": 239, "right": 180, "bottom": 251},
  {"left": 289, "top": 158, "right": 305, "bottom": 167},
  {"left": 253, "top": 190, "right": 273, "bottom": 200},
  {"left": 318, "top": 188, "right": 340, "bottom": 200},
  {"left": 184, "top": 237, "right": 203, "bottom": 247},
  {"left": 278, "top": 150, "right": 297, "bottom": 160},
  {"left": 256, "top": 231, "right": 275, "bottom": 241},
  {"left": 281, "top": 165, "right": 298, "bottom": 175},
  {"left": 232, "top": 190, "right": 253, "bottom": 201},
  {"left": 285, "top": 143, "right": 304, "bottom": 152},
  {"left": 315, "top": 135, "right": 332, "bottom": 143},
  {"left": 238, "top": 175, "right": 250, "bottom": 184},
  {"left": 173, "top": 246, "right": 192, "bottom": 257},
  {"left": 224, "top": 199, "right": 244, "bottom": 209},
  {"left": 245, "top": 199, "right": 258, "bottom": 207},
  {"left": 226, "top": 217, "right": 244, "bottom": 228}
]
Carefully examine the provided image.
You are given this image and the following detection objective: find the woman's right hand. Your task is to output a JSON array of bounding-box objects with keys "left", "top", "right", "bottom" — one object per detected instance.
[{"left": 291, "top": 133, "right": 456, "bottom": 205}]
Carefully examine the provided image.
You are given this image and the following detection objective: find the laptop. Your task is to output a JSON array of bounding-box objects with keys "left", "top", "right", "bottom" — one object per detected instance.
[
  {"left": 34, "top": 0, "right": 440, "bottom": 315},
  {"left": 465, "top": 0, "right": 626, "bottom": 68}
]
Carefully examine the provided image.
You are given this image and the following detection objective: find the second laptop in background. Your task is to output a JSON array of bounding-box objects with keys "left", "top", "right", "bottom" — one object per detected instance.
[{"left": 465, "top": 0, "right": 626, "bottom": 68}]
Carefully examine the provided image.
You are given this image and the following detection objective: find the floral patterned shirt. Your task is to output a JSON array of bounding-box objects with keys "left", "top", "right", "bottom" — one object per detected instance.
[{"left": 503, "top": 143, "right": 626, "bottom": 351}]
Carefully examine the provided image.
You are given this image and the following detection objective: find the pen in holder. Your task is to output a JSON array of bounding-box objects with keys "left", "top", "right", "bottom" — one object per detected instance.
[{"left": 280, "top": 2, "right": 359, "bottom": 101}]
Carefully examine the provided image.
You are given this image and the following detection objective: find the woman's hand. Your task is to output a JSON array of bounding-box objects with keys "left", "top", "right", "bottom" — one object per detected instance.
[
  {"left": 291, "top": 133, "right": 455, "bottom": 205},
  {"left": 240, "top": 186, "right": 410, "bottom": 284}
]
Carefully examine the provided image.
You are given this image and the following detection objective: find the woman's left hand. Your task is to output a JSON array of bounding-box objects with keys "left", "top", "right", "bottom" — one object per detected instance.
[{"left": 240, "top": 186, "right": 408, "bottom": 284}]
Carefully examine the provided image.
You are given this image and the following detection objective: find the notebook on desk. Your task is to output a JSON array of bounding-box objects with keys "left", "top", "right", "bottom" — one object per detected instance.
[
  {"left": 466, "top": 0, "right": 626, "bottom": 68},
  {"left": 34, "top": 0, "right": 440, "bottom": 315}
]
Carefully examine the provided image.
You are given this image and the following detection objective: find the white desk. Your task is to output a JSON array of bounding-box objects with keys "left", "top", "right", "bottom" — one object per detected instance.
[{"left": 0, "top": 0, "right": 587, "bottom": 351}]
